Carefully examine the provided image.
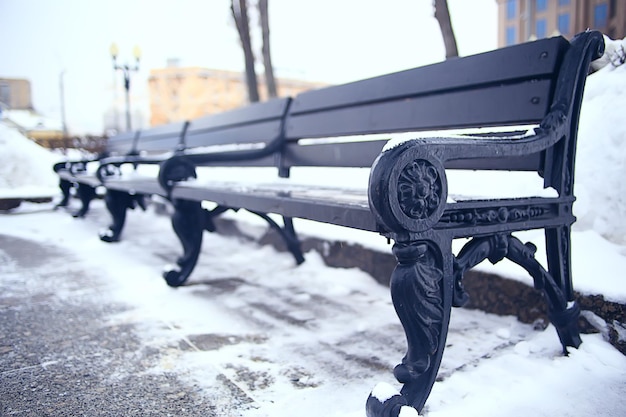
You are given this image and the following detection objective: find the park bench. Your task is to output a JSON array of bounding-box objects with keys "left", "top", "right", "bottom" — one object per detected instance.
[
  {"left": 53, "top": 129, "right": 141, "bottom": 217},
  {"left": 53, "top": 122, "right": 186, "bottom": 221},
  {"left": 59, "top": 31, "right": 604, "bottom": 416}
]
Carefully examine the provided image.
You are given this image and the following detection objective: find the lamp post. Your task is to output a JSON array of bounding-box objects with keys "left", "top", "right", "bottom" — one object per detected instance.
[
  {"left": 110, "top": 43, "right": 141, "bottom": 132},
  {"left": 59, "top": 70, "right": 68, "bottom": 136}
]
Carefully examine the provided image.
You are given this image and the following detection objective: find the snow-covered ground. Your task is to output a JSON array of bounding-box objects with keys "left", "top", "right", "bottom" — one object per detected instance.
[
  {"left": 2, "top": 199, "right": 625, "bottom": 417},
  {"left": 1, "top": 53, "right": 625, "bottom": 416}
]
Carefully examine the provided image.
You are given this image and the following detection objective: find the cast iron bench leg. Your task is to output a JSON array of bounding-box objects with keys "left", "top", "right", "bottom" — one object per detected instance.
[
  {"left": 545, "top": 225, "right": 574, "bottom": 301},
  {"left": 163, "top": 198, "right": 205, "bottom": 287},
  {"left": 55, "top": 179, "right": 72, "bottom": 209},
  {"left": 454, "top": 233, "right": 582, "bottom": 351},
  {"left": 248, "top": 211, "right": 305, "bottom": 265},
  {"left": 99, "top": 189, "right": 133, "bottom": 242},
  {"left": 503, "top": 234, "right": 582, "bottom": 350},
  {"left": 367, "top": 238, "right": 454, "bottom": 416},
  {"left": 73, "top": 183, "right": 96, "bottom": 218}
]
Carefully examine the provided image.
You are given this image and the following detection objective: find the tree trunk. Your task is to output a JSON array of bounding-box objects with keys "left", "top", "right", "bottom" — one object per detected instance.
[
  {"left": 231, "top": 0, "right": 260, "bottom": 102},
  {"left": 433, "top": 0, "right": 458, "bottom": 59},
  {"left": 259, "top": 0, "right": 278, "bottom": 98}
]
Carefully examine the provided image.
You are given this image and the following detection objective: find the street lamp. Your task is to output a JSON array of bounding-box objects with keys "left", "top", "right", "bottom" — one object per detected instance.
[{"left": 110, "top": 43, "right": 141, "bottom": 131}]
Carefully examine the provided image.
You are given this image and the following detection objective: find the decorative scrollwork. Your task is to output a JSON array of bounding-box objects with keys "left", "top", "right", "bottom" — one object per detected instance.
[
  {"left": 368, "top": 142, "right": 447, "bottom": 234},
  {"left": 389, "top": 240, "right": 446, "bottom": 412},
  {"left": 96, "top": 163, "right": 122, "bottom": 183},
  {"left": 453, "top": 233, "right": 581, "bottom": 352},
  {"left": 158, "top": 156, "right": 197, "bottom": 195},
  {"left": 69, "top": 161, "right": 88, "bottom": 175},
  {"left": 397, "top": 160, "right": 443, "bottom": 221},
  {"left": 441, "top": 205, "right": 551, "bottom": 228}
]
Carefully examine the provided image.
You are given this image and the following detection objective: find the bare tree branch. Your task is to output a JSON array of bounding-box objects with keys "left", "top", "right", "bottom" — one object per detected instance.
[
  {"left": 231, "top": 0, "right": 260, "bottom": 102},
  {"left": 259, "top": 0, "right": 278, "bottom": 98},
  {"left": 433, "top": 0, "right": 458, "bottom": 59}
]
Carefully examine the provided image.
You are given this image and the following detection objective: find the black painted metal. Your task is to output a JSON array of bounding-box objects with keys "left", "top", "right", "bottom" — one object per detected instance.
[
  {"left": 53, "top": 129, "right": 141, "bottom": 217},
  {"left": 164, "top": 198, "right": 206, "bottom": 287},
  {"left": 364, "top": 31, "right": 604, "bottom": 415},
  {"left": 249, "top": 211, "right": 305, "bottom": 265},
  {"left": 52, "top": 30, "right": 605, "bottom": 416},
  {"left": 54, "top": 179, "right": 72, "bottom": 209},
  {"left": 73, "top": 183, "right": 96, "bottom": 218},
  {"left": 99, "top": 189, "right": 147, "bottom": 243}
]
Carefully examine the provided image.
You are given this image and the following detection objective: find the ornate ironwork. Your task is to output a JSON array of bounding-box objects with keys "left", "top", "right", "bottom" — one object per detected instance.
[
  {"left": 369, "top": 144, "right": 447, "bottom": 234},
  {"left": 453, "top": 233, "right": 581, "bottom": 351},
  {"left": 157, "top": 156, "right": 197, "bottom": 195},
  {"left": 392, "top": 242, "right": 443, "bottom": 378},
  {"left": 440, "top": 204, "right": 553, "bottom": 228},
  {"left": 398, "top": 160, "right": 443, "bottom": 221},
  {"left": 99, "top": 189, "right": 146, "bottom": 243}
]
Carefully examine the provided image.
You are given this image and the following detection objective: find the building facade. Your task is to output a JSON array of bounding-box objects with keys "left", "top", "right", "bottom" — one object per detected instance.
[
  {"left": 0, "top": 78, "right": 33, "bottom": 110},
  {"left": 148, "top": 62, "right": 327, "bottom": 126},
  {"left": 498, "top": 0, "right": 626, "bottom": 47}
]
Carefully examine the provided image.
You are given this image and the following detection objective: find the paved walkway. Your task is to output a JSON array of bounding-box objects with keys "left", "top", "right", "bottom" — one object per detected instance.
[{"left": 0, "top": 234, "right": 213, "bottom": 416}]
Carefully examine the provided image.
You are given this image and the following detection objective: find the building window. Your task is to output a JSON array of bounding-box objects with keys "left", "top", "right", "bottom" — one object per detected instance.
[
  {"left": 536, "top": 19, "right": 547, "bottom": 38},
  {"left": 594, "top": 3, "right": 608, "bottom": 28},
  {"left": 558, "top": 0, "right": 570, "bottom": 5},
  {"left": 506, "top": 26, "right": 516, "bottom": 45},
  {"left": 536, "top": 0, "right": 547, "bottom": 12},
  {"left": 507, "top": 0, "right": 516, "bottom": 20},
  {"left": 558, "top": 13, "right": 570, "bottom": 35}
]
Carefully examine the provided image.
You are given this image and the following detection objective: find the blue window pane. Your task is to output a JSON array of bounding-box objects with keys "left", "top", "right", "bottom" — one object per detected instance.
[
  {"left": 559, "top": 0, "right": 570, "bottom": 5},
  {"left": 536, "top": 19, "right": 547, "bottom": 38},
  {"left": 506, "top": 26, "right": 516, "bottom": 45},
  {"left": 507, "top": 0, "right": 516, "bottom": 20},
  {"left": 536, "top": 0, "right": 547, "bottom": 12},
  {"left": 558, "top": 13, "right": 570, "bottom": 34},
  {"left": 594, "top": 4, "right": 608, "bottom": 28}
]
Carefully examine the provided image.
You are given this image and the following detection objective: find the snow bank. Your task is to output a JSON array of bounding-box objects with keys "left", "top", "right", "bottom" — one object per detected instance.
[
  {"left": 590, "top": 35, "right": 626, "bottom": 71},
  {"left": 2, "top": 109, "right": 64, "bottom": 131},
  {"left": 0, "top": 122, "right": 61, "bottom": 198},
  {"left": 574, "top": 63, "right": 626, "bottom": 245}
]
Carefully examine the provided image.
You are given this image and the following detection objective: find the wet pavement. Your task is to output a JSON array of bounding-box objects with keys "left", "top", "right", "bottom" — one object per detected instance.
[{"left": 0, "top": 234, "right": 214, "bottom": 417}]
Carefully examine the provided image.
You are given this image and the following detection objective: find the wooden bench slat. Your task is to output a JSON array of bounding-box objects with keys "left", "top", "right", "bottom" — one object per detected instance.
[
  {"left": 286, "top": 80, "right": 553, "bottom": 138},
  {"left": 185, "top": 120, "right": 284, "bottom": 148},
  {"left": 137, "top": 121, "right": 187, "bottom": 152},
  {"left": 186, "top": 98, "right": 290, "bottom": 144},
  {"left": 170, "top": 181, "right": 377, "bottom": 231},
  {"left": 283, "top": 140, "right": 388, "bottom": 168},
  {"left": 106, "top": 130, "right": 140, "bottom": 156},
  {"left": 104, "top": 178, "right": 164, "bottom": 196}
]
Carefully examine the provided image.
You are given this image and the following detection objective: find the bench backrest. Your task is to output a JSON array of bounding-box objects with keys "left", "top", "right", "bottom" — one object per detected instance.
[
  {"left": 285, "top": 37, "right": 568, "bottom": 139},
  {"left": 142, "top": 32, "right": 601, "bottom": 193},
  {"left": 279, "top": 36, "right": 572, "bottom": 172},
  {"left": 105, "top": 130, "right": 140, "bottom": 157},
  {"left": 185, "top": 97, "right": 291, "bottom": 149},
  {"left": 104, "top": 120, "right": 187, "bottom": 159},
  {"left": 176, "top": 36, "right": 580, "bottom": 174},
  {"left": 135, "top": 121, "right": 188, "bottom": 156}
]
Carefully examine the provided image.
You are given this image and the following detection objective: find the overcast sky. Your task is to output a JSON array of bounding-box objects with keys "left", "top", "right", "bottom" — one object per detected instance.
[{"left": 0, "top": 0, "right": 497, "bottom": 134}]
